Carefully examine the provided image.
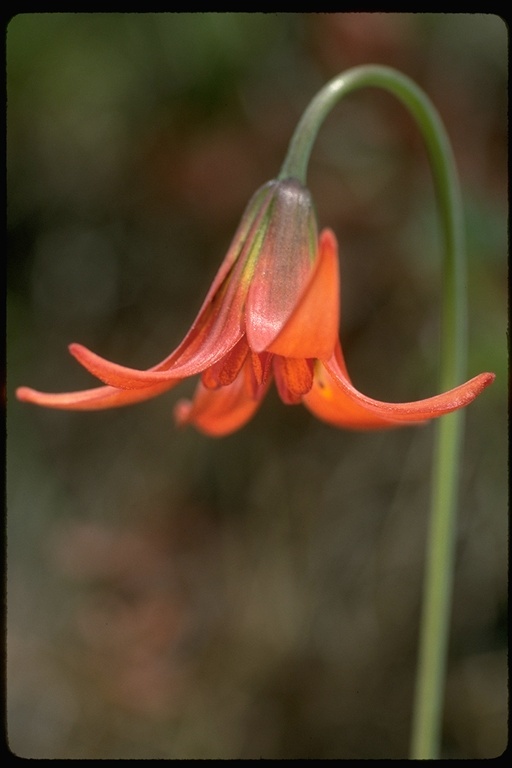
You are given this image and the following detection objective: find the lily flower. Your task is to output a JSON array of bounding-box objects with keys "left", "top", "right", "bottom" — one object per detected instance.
[{"left": 16, "top": 177, "right": 494, "bottom": 437}]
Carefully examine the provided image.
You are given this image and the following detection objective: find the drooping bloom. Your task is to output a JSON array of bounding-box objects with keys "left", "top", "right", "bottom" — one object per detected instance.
[{"left": 16, "top": 178, "right": 494, "bottom": 436}]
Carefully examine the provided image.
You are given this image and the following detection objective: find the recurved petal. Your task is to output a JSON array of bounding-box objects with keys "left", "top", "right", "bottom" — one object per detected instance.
[
  {"left": 15, "top": 378, "right": 179, "bottom": 411},
  {"left": 174, "top": 359, "right": 269, "bottom": 437},
  {"left": 267, "top": 228, "right": 340, "bottom": 359},
  {"left": 67, "top": 259, "right": 249, "bottom": 389},
  {"left": 68, "top": 264, "right": 247, "bottom": 389},
  {"left": 62, "top": 183, "right": 281, "bottom": 391},
  {"left": 303, "top": 343, "right": 495, "bottom": 429}
]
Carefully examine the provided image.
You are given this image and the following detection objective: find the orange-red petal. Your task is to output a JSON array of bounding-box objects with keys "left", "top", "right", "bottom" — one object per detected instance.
[
  {"left": 267, "top": 228, "right": 340, "bottom": 359},
  {"left": 15, "top": 379, "right": 178, "bottom": 411},
  {"left": 67, "top": 260, "right": 247, "bottom": 388},
  {"left": 174, "top": 359, "right": 269, "bottom": 437},
  {"left": 245, "top": 179, "right": 318, "bottom": 353},
  {"left": 303, "top": 343, "right": 495, "bottom": 429},
  {"left": 63, "top": 184, "right": 280, "bottom": 390}
]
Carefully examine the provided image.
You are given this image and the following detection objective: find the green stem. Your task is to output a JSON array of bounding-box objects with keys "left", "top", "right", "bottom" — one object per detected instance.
[{"left": 281, "top": 66, "right": 467, "bottom": 759}]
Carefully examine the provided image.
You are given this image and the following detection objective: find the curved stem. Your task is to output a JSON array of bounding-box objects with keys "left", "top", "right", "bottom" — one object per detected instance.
[{"left": 281, "top": 66, "right": 467, "bottom": 758}]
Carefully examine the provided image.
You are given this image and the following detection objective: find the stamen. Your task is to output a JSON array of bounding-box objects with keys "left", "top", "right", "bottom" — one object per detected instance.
[
  {"left": 244, "top": 352, "right": 273, "bottom": 398},
  {"left": 201, "top": 338, "right": 249, "bottom": 389},
  {"left": 273, "top": 356, "right": 314, "bottom": 404}
]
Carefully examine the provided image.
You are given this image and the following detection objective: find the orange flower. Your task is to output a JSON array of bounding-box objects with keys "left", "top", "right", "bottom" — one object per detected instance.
[{"left": 16, "top": 178, "right": 494, "bottom": 437}]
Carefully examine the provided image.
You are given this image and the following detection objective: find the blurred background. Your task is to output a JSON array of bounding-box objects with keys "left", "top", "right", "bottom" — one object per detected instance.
[{"left": 6, "top": 13, "right": 507, "bottom": 759}]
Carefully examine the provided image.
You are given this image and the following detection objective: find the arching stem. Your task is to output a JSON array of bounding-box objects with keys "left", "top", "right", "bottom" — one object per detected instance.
[{"left": 280, "top": 65, "right": 467, "bottom": 759}]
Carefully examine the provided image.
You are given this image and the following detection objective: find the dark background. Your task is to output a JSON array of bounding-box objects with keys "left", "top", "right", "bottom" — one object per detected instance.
[{"left": 7, "top": 13, "right": 507, "bottom": 759}]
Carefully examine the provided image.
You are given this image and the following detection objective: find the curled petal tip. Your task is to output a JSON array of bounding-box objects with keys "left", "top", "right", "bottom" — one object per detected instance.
[
  {"left": 69, "top": 342, "right": 93, "bottom": 358},
  {"left": 459, "top": 371, "right": 495, "bottom": 402},
  {"left": 16, "top": 386, "right": 35, "bottom": 403},
  {"left": 481, "top": 372, "right": 495, "bottom": 387},
  {"left": 68, "top": 342, "right": 88, "bottom": 361}
]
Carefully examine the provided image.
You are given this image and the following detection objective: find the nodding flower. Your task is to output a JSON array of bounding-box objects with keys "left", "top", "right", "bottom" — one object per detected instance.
[{"left": 16, "top": 177, "right": 494, "bottom": 436}]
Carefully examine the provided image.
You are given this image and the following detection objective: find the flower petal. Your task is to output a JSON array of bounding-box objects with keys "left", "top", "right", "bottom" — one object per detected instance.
[
  {"left": 15, "top": 379, "right": 178, "bottom": 411},
  {"left": 64, "top": 183, "right": 280, "bottom": 390},
  {"left": 68, "top": 265, "right": 246, "bottom": 389},
  {"left": 245, "top": 178, "right": 319, "bottom": 353},
  {"left": 197, "top": 180, "right": 278, "bottom": 306},
  {"left": 303, "top": 343, "right": 495, "bottom": 429},
  {"left": 174, "top": 359, "right": 269, "bottom": 437},
  {"left": 267, "top": 228, "right": 340, "bottom": 359}
]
